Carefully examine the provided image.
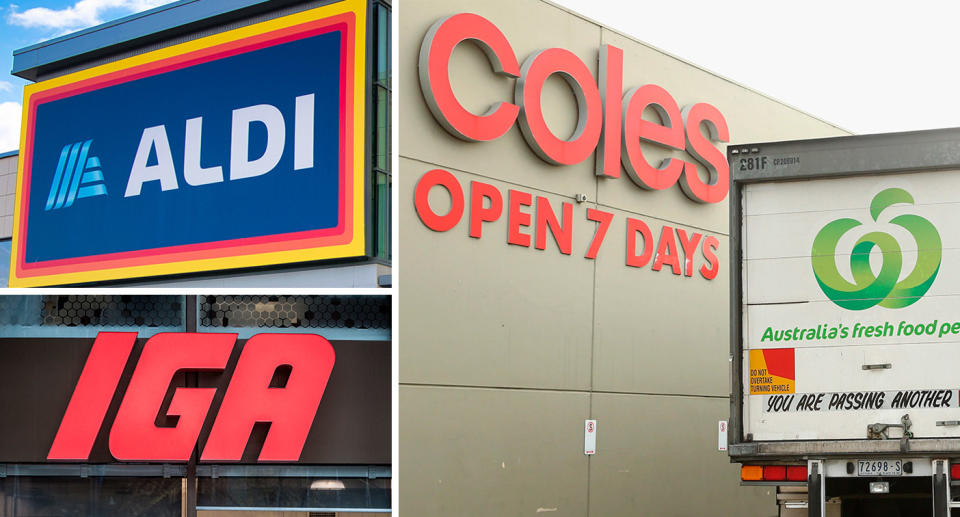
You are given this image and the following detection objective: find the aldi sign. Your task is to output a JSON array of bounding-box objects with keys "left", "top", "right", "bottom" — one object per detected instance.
[{"left": 10, "top": 0, "right": 368, "bottom": 286}]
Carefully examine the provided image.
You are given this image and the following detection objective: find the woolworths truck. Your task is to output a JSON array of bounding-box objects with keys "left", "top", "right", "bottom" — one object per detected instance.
[{"left": 729, "top": 128, "right": 960, "bottom": 517}]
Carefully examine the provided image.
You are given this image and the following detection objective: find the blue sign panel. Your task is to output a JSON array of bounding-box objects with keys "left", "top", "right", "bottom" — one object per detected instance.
[{"left": 29, "top": 33, "right": 340, "bottom": 261}]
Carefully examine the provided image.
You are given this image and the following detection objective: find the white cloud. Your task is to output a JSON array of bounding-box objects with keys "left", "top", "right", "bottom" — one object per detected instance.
[
  {"left": 8, "top": 0, "right": 170, "bottom": 31},
  {"left": 0, "top": 102, "right": 22, "bottom": 153},
  {"left": 0, "top": 81, "right": 12, "bottom": 93}
]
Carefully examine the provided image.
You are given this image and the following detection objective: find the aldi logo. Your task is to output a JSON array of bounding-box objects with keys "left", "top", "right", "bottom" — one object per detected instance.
[{"left": 45, "top": 140, "right": 107, "bottom": 211}]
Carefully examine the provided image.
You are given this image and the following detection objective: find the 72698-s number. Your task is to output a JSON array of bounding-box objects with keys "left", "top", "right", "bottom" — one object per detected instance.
[{"left": 857, "top": 459, "right": 902, "bottom": 476}]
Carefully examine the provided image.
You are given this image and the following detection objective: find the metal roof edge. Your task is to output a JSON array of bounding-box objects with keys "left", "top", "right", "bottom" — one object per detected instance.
[
  {"left": 728, "top": 126, "right": 960, "bottom": 155},
  {"left": 10, "top": 0, "right": 311, "bottom": 81},
  {"left": 11, "top": 0, "right": 195, "bottom": 56},
  {"left": 0, "top": 150, "right": 19, "bottom": 159},
  {"left": 729, "top": 126, "right": 960, "bottom": 185}
]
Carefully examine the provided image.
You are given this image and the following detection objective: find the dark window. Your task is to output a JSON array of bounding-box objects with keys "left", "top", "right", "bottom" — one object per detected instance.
[
  {"left": 196, "top": 295, "right": 390, "bottom": 340},
  {"left": 0, "top": 476, "right": 181, "bottom": 517},
  {"left": 0, "top": 239, "right": 10, "bottom": 288},
  {"left": 373, "top": 1, "right": 392, "bottom": 261},
  {"left": 0, "top": 295, "right": 185, "bottom": 338},
  {"left": 197, "top": 476, "right": 390, "bottom": 512}
]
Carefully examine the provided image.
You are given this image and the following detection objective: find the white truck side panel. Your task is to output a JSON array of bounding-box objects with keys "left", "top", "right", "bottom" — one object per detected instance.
[
  {"left": 743, "top": 344, "right": 960, "bottom": 440},
  {"left": 742, "top": 169, "right": 960, "bottom": 442}
]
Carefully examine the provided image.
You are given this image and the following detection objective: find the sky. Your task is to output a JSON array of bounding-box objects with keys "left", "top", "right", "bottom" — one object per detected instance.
[
  {"left": 3, "top": 1, "right": 960, "bottom": 152},
  {"left": 0, "top": 0, "right": 174, "bottom": 152},
  {"left": 550, "top": 0, "right": 960, "bottom": 136}
]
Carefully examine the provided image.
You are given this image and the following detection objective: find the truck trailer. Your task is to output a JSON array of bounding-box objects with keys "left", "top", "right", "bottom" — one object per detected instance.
[{"left": 729, "top": 128, "right": 960, "bottom": 516}]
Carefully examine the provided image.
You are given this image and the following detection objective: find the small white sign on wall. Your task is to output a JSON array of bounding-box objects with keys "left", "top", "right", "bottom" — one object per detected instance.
[
  {"left": 584, "top": 419, "right": 597, "bottom": 455},
  {"left": 718, "top": 420, "right": 728, "bottom": 451}
]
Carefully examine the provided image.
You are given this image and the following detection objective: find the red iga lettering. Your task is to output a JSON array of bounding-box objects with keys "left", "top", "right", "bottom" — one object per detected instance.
[
  {"left": 415, "top": 169, "right": 465, "bottom": 232},
  {"left": 109, "top": 333, "right": 235, "bottom": 461},
  {"left": 507, "top": 189, "right": 533, "bottom": 247},
  {"left": 516, "top": 48, "right": 602, "bottom": 165},
  {"left": 676, "top": 228, "right": 703, "bottom": 277},
  {"left": 700, "top": 235, "right": 720, "bottom": 280},
  {"left": 626, "top": 217, "right": 653, "bottom": 267},
  {"left": 534, "top": 196, "right": 572, "bottom": 255},
  {"left": 201, "top": 334, "right": 335, "bottom": 462},
  {"left": 47, "top": 332, "right": 137, "bottom": 461},
  {"left": 585, "top": 208, "right": 614, "bottom": 259},
  {"left": 469, "top": 181, "right": 503, "bottom": 238},
  {"left": 419, "top": 13, "right": 520, "bottom": 141},
  {"left": 51, "top": 332, "right": 335, "bottom": 463}
]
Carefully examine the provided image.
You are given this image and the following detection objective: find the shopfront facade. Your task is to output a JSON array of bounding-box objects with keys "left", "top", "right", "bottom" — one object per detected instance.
[
  {"left": 399, "top": 0, "right": 850, "bottom": 514},
  {"left": 0, "top": 294, "right": 391, "bottom": 516},
  {"left": 1, "top": 0, "right": 391, "bottom": 288}
]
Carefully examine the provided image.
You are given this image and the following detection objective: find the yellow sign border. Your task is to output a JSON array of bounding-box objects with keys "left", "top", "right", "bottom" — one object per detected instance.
[{"left": 9, "top": 0, "right": 367, "bottom": 287}]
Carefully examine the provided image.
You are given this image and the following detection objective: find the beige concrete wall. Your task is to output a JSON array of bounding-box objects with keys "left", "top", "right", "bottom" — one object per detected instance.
[
  {"left": 0, "top": 154, "right": 16, "bottom": 240},
  {"left": 399, "top": 0, "right": 849, "bottom": 515}
]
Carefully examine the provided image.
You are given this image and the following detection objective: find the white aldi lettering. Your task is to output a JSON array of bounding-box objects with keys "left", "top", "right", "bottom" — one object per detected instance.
[{"left": 125, "top": 94, "right": 316, "bottom": 197}]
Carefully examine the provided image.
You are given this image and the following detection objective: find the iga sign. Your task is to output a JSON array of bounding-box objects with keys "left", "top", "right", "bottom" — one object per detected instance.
[
  {"left": 48, "top": 332, "right": 334, "bottom": 463},
  {"left": 10, "top": 0, "right": 368, "bottom": 287},
  {"left": 418, "top": 13, "right": 730, "bottom": 204}
]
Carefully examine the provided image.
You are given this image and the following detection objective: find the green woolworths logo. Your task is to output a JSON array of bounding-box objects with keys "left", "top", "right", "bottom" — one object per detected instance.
[{"left": 811, "top": 188, "right": 941, "bottom": 310}]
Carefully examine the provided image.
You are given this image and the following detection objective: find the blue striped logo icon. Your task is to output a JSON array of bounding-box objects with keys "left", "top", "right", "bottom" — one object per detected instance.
[{"left": 45, "top": 140, "right": 107, "bottom": 211}]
